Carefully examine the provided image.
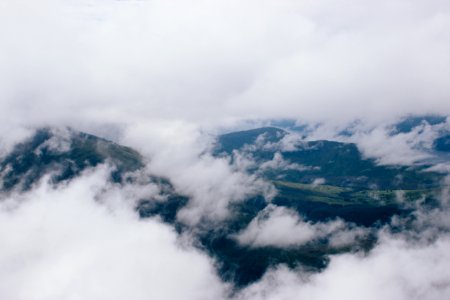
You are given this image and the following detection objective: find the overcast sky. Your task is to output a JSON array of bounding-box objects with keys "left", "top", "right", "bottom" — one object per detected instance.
[{"left": 1, "top": 0, "right": 450, "bottom": 135}]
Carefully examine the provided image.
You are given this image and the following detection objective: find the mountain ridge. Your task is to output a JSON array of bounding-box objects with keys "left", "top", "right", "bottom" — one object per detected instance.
[{"left": 0, "top": 126, "right": 447, "bottom": 288}]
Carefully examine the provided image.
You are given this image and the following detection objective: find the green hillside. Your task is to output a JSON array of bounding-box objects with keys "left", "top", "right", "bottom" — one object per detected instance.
[{"left": 0, "top": 128, "right": 143, "bottom": 191}]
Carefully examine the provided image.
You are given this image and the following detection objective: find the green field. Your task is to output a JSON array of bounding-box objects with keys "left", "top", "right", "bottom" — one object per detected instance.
[{"left": 273, "top": 181, "right": 437, "bottom": 206}]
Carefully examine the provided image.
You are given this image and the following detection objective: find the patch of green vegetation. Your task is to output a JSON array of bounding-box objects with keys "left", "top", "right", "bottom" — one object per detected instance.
[
  {"left": 273, "top": 181, "right": 438, "bottom": 207},
  {"left": 274, "top": 181, "right": 350, "bottom": 194}
]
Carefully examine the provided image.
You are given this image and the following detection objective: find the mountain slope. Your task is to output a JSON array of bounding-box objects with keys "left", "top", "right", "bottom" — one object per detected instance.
[
  {"left": 1, "top": 126, "right": 446, "bottom": 288},
  {"left": 214, "top": 127, "right": 442, "bottom": 224},
  {"left": 215, "top": 127, "right": 442, "bottom": 189},
  {"left": 0, "top": 128, "right": 143, "bottom": 191}
]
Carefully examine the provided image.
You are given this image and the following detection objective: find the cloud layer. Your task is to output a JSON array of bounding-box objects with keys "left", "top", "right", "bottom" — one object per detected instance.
[
  {"left": 237, "top": 235, "right": 450, "bottom": 300},
  {"left": 0, "top": 168, "right": 227, "bottom": 300},
  {"left": 1, "top": 0, "right": 450, "bottom": 136}
]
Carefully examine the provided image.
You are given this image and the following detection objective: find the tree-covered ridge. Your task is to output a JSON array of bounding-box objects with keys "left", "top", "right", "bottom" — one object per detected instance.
[{"left": 0, "top": 128, "right": 143, "bottom": 191}]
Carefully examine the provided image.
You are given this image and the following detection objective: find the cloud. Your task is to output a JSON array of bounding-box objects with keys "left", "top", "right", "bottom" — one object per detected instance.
[
  {"left": 0, "top": 0, "right": 450, "bottom": 137},
  {"left": 2, "top": 166, "right": 449, "bottom": 300},
  {"left": 122, "top": 122, "right": 276, "bottom": 225},
  {"left": 354, "top": 126, "right": 435, "bottom": 165},
  {"left": 237, "top": 234, "right": 450, "bottom": 300},
  {"left": 292, "top": 115, "right": 449, "bottom": 166},
  {"left": 233, "top": 181, "right": 450, "bottom": 300},
  {"left": 0, "top": 166, "right": 228, "bottom": 300},
  {"left": 259, "top": 152, "right": 311, "bottom": 172},
  {"left": 171, "top": 154, "right": 274, "bottom": 225},
  {"left": 233, "top": 205, "right": 365, "bottom": 248},
  {"left": 311, "top": 178, "right": 326, "bottom": 186},
  {"left": 348, "top": 118, "right": 450, "bottom": 166}
]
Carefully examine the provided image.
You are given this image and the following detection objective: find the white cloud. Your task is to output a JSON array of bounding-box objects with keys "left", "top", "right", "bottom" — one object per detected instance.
[
  {"left": 122, "top": 122, "right": 276, "bottom": 225},
  {"left": 0, "top": 167, "right": 228, "bottom": 300},
  {"left": 2, "top": 168, "right": 449, "bottom": 300},
  {"left": 237, "top": 234, "right": 450, "bottom": 300},
  {"left": 259, "top": 152, "right": 311, "bottom": 172},
  {"left": 353, "top": 122, "right": 440, "bottom": 165},
  {"left": 312, "top": 178, "right": 326, "bottom": 186},
  {"left": 0, "top": 0, "right": 450, "bottom": 137},
  {"left": 233, "top": 205, "right": 364, "bottom": 248}
]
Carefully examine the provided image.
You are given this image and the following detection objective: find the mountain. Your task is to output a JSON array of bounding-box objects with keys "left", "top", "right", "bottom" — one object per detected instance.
[
  {"left": 215, "top": 126, "right": 442, "bottom": 190},
  {"left": 205, "top": 127, "right": 445, "bottom": 285},
  {"left": 0, "top": 128, "right": 143, "bottom": 191},
  {"left": 215, "top": 127, "right": 287, "bottom": 154},
  {"left": 392, "top": 114, "right": 447, "bottom": 134},
  {"left": 0, "top": 127, "right": 188, "bottom": 223},
  {"left": 1, "top": 126, "right": 446, "bottom": 288}
]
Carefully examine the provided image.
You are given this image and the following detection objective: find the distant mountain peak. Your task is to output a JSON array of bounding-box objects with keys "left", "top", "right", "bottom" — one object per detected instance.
[{"left": 0, "top": 127, "right": 143, "bottom": 191}]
